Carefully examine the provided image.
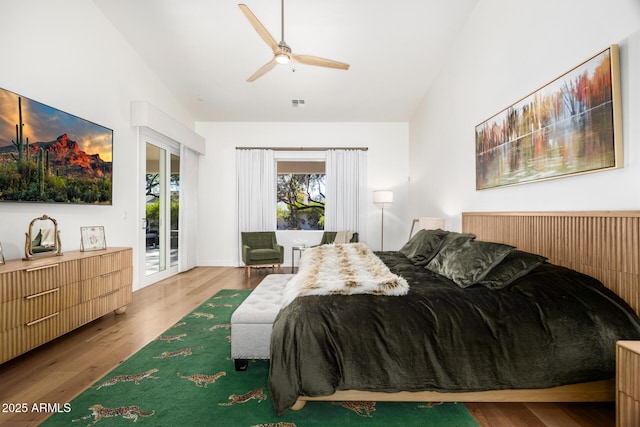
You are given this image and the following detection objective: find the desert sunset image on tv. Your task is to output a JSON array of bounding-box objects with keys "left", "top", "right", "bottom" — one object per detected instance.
[{"left": 0, "top": 87, "right": 113, "bottom": 204}]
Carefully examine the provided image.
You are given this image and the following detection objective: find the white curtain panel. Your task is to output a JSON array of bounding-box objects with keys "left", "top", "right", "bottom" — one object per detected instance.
[
  {"left": 325, "top": 149, "right": 368, "bottom": 239},
  {"left": 236, "top": 149, "right": 276, "bottom": 261},
  {"left": 178, "top": 145, "right": 200, "bottom": 272}
]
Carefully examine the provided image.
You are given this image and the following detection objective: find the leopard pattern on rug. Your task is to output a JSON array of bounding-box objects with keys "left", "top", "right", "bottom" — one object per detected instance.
[
  {"left": 91, "top": 369, "right": 159, "bottom": 390},
  {"left": 418, "top": 401, "right": 444, "bottom": 409},
  {"left": 153, "top": 346, "right": 202, "bottom": 359},
  {"left": 219, "top": 387, "right": 267, "bottom": 406},
  {"left": 207, "top": 303, "right": 233, "bottom": 308},
  {"left": 177, "top": 371, "right": 226, "bottom": 387},
  {"left": 332, "top": 401, "right": 376, "bottom": 417},
  {"left": 190, "top": 312, "right": 215, "bottom": 319},
  {"left": 207, "top": 323, "right": 231, "bottom": 331},
  {"left": 251, "top": 423, "right": 296, "bottom": 427},
  {"left": 155, "top": 333, "right": 186, "bottom": 343},
  {"left": 72, "top": 404, "right": 155, "bottom": 426},
  {"left": 213, "top": 292, "right": 240, "bottom": 299}
]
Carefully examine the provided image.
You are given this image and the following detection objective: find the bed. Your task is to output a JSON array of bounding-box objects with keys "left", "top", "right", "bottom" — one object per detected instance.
[{"left": 268, "top": 211, "right": 640, "bottom": 416}]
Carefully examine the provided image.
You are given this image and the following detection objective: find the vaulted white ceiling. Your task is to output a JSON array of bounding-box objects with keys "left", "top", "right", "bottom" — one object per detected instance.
[{"left": 93, "top": 0, "right": 478, "bottom": 122}]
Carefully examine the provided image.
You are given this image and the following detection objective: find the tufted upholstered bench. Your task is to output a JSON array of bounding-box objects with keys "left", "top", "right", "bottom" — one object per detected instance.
[{"left": 231, "top": 273, "right": 293, "bottom": 371}]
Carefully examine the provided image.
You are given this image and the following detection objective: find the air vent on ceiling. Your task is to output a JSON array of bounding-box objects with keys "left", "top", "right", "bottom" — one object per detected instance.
[{"left": 291, "top": 99, "right": 305, "bottom": 108}]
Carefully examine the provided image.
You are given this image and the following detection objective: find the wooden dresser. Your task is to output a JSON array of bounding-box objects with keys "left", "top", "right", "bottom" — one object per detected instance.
[
  {"left": 0, "top": 247, "right": 132, "bottom": 364},
  {"left": 617, "top": 340, "right": 640, "bottom": 427}
]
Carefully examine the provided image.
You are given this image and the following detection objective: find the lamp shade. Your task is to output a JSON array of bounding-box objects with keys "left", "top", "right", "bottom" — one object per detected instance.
[
  {"left": 418, "top": 217, "right": 445, "bottom": 231},
  {"left": 373, "top": 190, "right": 393, "bottom": 208}
]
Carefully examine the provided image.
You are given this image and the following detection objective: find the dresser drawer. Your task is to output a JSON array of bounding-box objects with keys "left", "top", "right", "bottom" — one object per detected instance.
[
  {"left": 0, "top": 260, "right": 79, "bottom": 303},
  {"left": 0, "top": 282, "right": 80, "bottom": 333},
  {"left": 76, "top": 286, "right": 131, "bottom": 323},
  {"left": 80, "top": 249, "right": 132, "bottom": 280},
  {"left": 617, "top": 341, "right": 640, "bottom": 427},
  {"left": 80, "top": 267, "right": 132, "bottom": 302},
  {"left": 618, "top": 392, "right": 640, "bottom": 427},
  {"left": 0, "top": 310, "right": 61, "bottom": 363},
  {"left": 618, "top": 342, "right": 640, "bottom": 399}
]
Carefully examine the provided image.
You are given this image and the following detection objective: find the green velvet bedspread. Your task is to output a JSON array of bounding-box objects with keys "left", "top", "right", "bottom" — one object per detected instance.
[{"left": 268, "top": 251, "right": 640, "bottom": 416}]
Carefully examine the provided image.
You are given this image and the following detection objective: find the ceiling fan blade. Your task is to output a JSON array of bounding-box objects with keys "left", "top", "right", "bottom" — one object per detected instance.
[
  {"left": 238, "top": 4, "right": 278, "bottom": 53},
  {"left": 291, "top": 54, "right": 350, "bottom": 70},
  {"left": 247, "top": 58, "right": 278, "bottom": 82}
]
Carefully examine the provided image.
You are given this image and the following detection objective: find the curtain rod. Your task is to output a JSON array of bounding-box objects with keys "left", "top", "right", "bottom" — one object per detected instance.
[{"left": 235, "top": 146, "right": 368, "bottom": 151}]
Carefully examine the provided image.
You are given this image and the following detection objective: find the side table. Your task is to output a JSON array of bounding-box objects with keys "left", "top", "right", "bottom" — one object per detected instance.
[
  {"left": 291, "top": 245, "right": 307, "bottom": 271},
  {"left": 617, "top": 340, "right": 640, "bottom": 427}
]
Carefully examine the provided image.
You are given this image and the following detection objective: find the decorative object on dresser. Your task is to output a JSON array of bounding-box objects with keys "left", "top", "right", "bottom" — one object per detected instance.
[
  {"left": 0, "top": 247, "right": 133, "bottom": 364},
  {"left": 372, "top": 190, "right": 393, "bottom": 250},
  {"left": 23, "top": 214, "right": 62, "bottom": 260},
  {"left": 616, "top": 341, "right": 640, "bottom": 427},
  {"left": 475, "top": 45, "right": 622, "bottom": 190},
  {"left": 80, "top": 226, "right": 107, "bottom": 252},
  {"left": 0, "top": 241, "right": 4, "bottom": 265}
]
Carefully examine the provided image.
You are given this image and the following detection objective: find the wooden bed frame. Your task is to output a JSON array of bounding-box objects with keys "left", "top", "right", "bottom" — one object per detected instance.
[{"left": 291, "top": 210, "right": 640, "bottom": 410}]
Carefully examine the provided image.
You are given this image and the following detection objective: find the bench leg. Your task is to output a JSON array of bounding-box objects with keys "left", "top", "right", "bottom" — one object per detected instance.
[{"left": 234, "top": 359, "right": 249, "bottom": 371}]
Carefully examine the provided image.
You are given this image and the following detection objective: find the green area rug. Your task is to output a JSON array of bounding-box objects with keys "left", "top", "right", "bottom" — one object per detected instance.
[{"left": 42, "top": 289, "right": 478, "bottom": 426}]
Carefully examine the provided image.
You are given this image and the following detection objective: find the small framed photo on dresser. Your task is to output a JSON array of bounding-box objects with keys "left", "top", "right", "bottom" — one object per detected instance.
[
  {"left": 80, "top": 226, "right": 106, "bottom": 252},
  {"left": 0, "top": 241, "right": 5, "bottom": 265}
]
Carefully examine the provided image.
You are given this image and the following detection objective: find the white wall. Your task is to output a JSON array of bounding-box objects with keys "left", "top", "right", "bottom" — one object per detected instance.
[
  {"left": 0, "top": 0, "right": 196, "bottom": 290},
  {"left": 409, "top": 0, "right": 640, "bottom": 231},
  {"left": 195, "top": 122, "right": 409, "bottom": 266}
]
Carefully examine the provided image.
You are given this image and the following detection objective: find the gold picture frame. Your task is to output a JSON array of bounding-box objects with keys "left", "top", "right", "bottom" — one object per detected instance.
[
  {"left": 80, "top": 226, "right": 106, "bottom": 252},
  {"left": 475, "top": 45, "right": 622, "bottom": 190}
]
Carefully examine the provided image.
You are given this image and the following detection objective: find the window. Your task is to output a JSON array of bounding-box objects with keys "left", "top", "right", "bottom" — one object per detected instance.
[{"left": 276, "top": 160, "right": 325, "bottom": 230}]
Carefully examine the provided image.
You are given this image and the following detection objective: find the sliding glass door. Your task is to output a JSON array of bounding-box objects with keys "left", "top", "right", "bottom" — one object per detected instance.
[{"left": 143, "top": 138, "right": 180, "bottom": 285}]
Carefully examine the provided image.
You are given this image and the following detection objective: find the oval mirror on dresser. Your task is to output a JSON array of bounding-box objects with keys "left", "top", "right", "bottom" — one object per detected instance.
[{"left": 24, "top": 214, "right": 62, "bottom": 260}]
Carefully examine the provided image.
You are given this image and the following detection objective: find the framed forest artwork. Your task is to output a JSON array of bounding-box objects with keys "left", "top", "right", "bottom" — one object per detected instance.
[
  {"left": 0, "top": 87, "right": 113, "bottom": 204},
  {"left": 475, "top": 45, "right": 622, "bottom": 190}
]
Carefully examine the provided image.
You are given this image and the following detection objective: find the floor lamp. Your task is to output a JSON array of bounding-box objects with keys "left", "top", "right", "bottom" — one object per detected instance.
[{"left": 373, "top": 190, "right": 393, "bottom": 250}]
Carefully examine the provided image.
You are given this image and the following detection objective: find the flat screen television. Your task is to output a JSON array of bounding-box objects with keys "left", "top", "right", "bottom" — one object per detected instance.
[{"left": 0, "top": 87, "right": 112, "bottom": 204}]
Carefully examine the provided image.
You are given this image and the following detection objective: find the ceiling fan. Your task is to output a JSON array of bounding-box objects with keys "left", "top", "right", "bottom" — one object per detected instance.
[{"left": 238, "top": 0, "right": 350, "bottom": 82}]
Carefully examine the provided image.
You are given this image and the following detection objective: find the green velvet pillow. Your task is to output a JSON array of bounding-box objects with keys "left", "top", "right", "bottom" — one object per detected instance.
[
  {"left": 479, "top": 250, "right": 547, "bottom": 290},
  {"left": 426, "top": 238, "right": 515, "bottom": 288},
  {"left": 399, "top": 228, "right": 448, "bottom": 265}
]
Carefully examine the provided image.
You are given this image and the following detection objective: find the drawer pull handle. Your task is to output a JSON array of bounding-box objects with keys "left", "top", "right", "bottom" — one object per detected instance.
[
  {"left": 26, "top": 312, "right": 59, "bottom": 326},
  {"left": 101, "top": 271, "right": 120, "bottom": 278},
  {"left": 26, "top": 264, "right": 59, "bottom": 272},
  {"left": 25, "top": 288, "right": 60, "bottom": 300},
  {"left": 99, "top": 290, "right": 119, "bottom": 298}
]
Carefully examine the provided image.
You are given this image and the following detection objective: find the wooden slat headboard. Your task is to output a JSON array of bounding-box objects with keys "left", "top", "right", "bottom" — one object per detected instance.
[{"left": 462, "top": 211, "right": 640, "bottom": 316}]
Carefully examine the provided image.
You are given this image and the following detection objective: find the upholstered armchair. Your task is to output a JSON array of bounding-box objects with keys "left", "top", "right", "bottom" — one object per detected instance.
[
  {"left": 317, "top": 231, "right": 359, "bottom": 246},
  {"left": 241, "top": 232, "right": 284, "bottom": 278}
]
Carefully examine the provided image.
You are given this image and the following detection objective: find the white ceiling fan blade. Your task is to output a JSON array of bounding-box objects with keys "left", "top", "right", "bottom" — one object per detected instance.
[
  {"left": 291, "top": 54, "right": 349, "bottom": 70},
  {"left": 247, "top": 58, "right": 278, "bottom": 82},
  {"left": 238, "top": 4, "right": 278, "bottom": 53}
]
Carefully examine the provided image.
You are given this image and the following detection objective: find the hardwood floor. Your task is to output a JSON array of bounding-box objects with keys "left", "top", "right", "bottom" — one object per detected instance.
[{"left": 0, "top": 266, "right": 615, "bottom": 426}]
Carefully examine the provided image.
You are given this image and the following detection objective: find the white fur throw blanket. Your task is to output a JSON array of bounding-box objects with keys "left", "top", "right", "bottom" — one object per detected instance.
[{"left": 281, "top": 243, "right": 409, "bottom": 307}]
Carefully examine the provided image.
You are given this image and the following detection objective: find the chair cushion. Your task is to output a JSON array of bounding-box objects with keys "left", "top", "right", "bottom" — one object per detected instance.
[
  {"left": 242, "top": 232, "right": 276, "bottom": 249},
  {"left": 248, "top": 248, "right": 281, "bottom": 261}
]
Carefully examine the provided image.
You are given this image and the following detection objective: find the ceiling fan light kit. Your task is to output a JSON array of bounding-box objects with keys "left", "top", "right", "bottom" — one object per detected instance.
[
  {"left": 239, "top": 1, "right": 349, "bottom": 82},
  {"left": 275, "top": 54, "right": 290, "bottom": 64}
]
